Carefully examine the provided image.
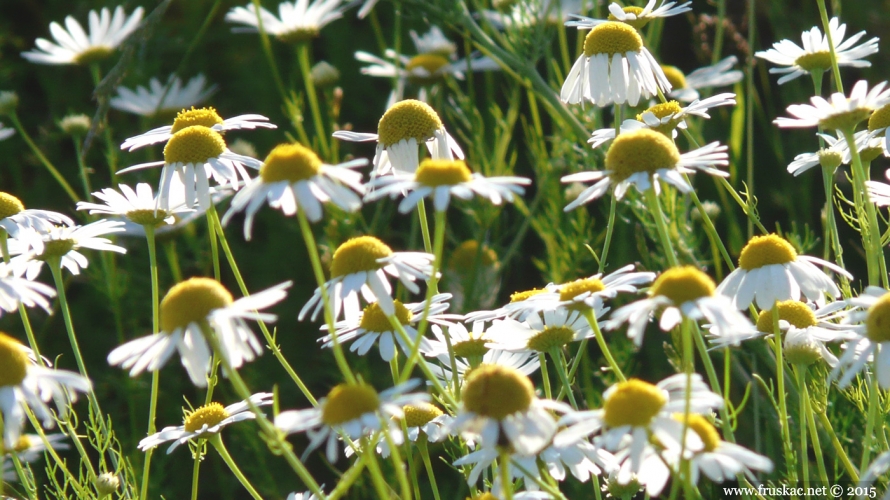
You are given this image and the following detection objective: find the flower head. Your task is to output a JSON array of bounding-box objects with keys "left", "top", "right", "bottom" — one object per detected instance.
[
  {"left": 21, "top": 6, "right": 144, "bottom": 65},
  {"left": 10, "top": 219, "right": 126, "bottom": 280},
  {"left": 775, "top": 80, "right": 890, "bottom": 131},
  {"left": 832, "top": 287, "right": 890, "bottom": 388},
  {"left": 120, "top": 106, "right": 276, "bottom": 152},
  {"left": 0, "top": 192, "right": 73, "bottom": 241},
  {"left": 566, "top": 0, "right": 691, "bottom": 31},
  {"left": 111, "top": 75, "right": 217, "bottom": 117},
  {"left": 663, "top": 56, "right": 744, "bottom": 102},
  {"left": 77, "top": 183, "right": 192, "bottom": 228},
  {"left": 226, "top": 0, "right": 346, "bottom": 44}
]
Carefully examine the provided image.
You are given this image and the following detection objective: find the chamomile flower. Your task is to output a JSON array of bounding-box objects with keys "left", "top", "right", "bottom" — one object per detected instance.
[
  {"left": 486, "top": 309, "right": 592, "bottom": 355},
  {"left": 410, "top": 26, "right": 456, "bottom": 58},
  {"left": 76, "top": 183, "right": 192, "bottom": 228},
  {"left": 775, "top": 80, "right": 890, "bottom": 132},
  {"left": 446, "top": 364, "right": 569, "bottom": 456},
  {"left": 319, "top": 294, "right": 459, "bottom": 362},
  {"left": 299, "top": 236, "right": 434, "bottom": 323},
  {"left": 9, "top": 219, "right": 126, "bottom": 280},
  {"left": 426, "top": 348, "right": 541, "bottom": 390},
  {"left": 671, "top": 414, "right": 774, "bottom": 484},
  {"left": 0, "top": 192, "right": 73, "bottom": 241},
  {"left": 3, "top": 433, "right": 68, "bottom": 465},
  {"left": 716, "top": 233, "right": 852, "bottom": 310},
  {"left": 0, "top": 332, "right": 92, "bottom": 448},
  {"left": 110, "top": 75, "right": 217, "bottom": 117},
  {"left": 222, "top": 143, "right": 367, "bottom": 240},
  {"left": 566, "top": 0, "right": 691, "bottom": 30},
  {"left": 867, "top": 171, "right": 890, "bottom": 206},
  {"left": 225, "top": 0, "right": 346, "bottom": 44},
  {"left": 333, "top": 99, "right": 464, "bottom": 175},
  {"left": 0, "top": 262, "right": 55, "bottom": 316},
  {"left": 481, "top": 0, "right": 591, "bottom": 29},
  {"left": 275, "top": 379, "right": 428, "bottom": 462},
  {"left": 346, "top": 402, "right": 453, "bottom": 457},
  {"left": 107, "top": 278, "right": 291, "bottom": 387},
  {"left": 356, "top": 50, "right": 497, "bottom": 86},
  {"left": 786, "top": 131, "right": 854, "bottom": 176},
  {"left": 138, "top": 393, "right": 273, "bottom": 454},
  {"left": 21, "top": 6, "right": 144, "bottom": 65},
  {"left": 118, "top": 125, "right": 264, "bottom": 210},
  {"left": 604, "top": 266, "right": 757, "bottom": 347},
  {"left": 864, "top": 102, "right": 890, "bottom": 157},
  {"left": 755, "top": 17, "right": 879, "bottom": 85},
  {"left": 0, "top": 123, "right": 13, "bottom": 141},
  {"left": 365, "top": 159, "right": 530, "bottom": 213},
  {"left": 120, "top": 106, "right": 276, "bottom": 152},
  {"left": 420, "top": 320, "right": 492, "bottom": 360},
  {"left": 563, "top": 128, "right": 729, "bottom": 210},
  {"left": 832, "top": 287, "right": 890, "bottom": 388},
  {"left": 561, "top": 21, "right": 671, "bottom": 106},
  {"left": 464, "top": 285, "right": 562, "bottom": 324},
  {"left": 663, "top": 56, "right": 744, "bottom": 102}
]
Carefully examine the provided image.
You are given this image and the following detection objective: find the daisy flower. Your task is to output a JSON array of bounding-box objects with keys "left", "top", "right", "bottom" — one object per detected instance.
[
  {"left": 716, "top": 233, "right": 852, "bottom": 310},
  {"left": 867, "top": 171, "right": 890, "bottom": 207},
  {"left": 563, "top": 128, "right": 729, "bottom": 210},
  {"left": 604, "top": 266, "right": 757, "bottom": 347},
  {"left": 775, "top": 80, "right": 890, "bottom": 132},
  {"left": 4, "top": 433, "right": 68, "bottom": 464},
  {"left": 561, "top": 21, "right": 671, "bottom": 106},
  {"left": 139, "top": 393, "right": 272, "bottom": 454},
  {"left": 346, "top": 402, "right": 453, "bottom": 458},
  {"left": 410, "top": 26, "right": 457, "bottom": 58},
  {"left": 118, "top": 125, "right": 264, "bottom": 210},
  {"left": 755, "top": 17, "right": 879, "bottom": 85},
  {"left": 225, "top": 0, "right": 346, "bottom": 44},
  {"left": 221, "top": 143, "right": 367, "bottom": 240},
  {"left": 275, "top": 379, "right": 428, "bottom": 462},
  {"left": 365, "top": 159, "right": 531, "bottom": 213},
  {"left": 318, "top": 293, "right": 459, "bottom": 362},
  {"left": 663, "top": 56, "right": 744, "bottom": 102},
  {"left": 21, "top": 6, "right": 144, "bottom": 65},
  {"left": 786, "top": 131, "right": 854, "bottom": 176},
  {"left": 120, "top": 106, "right": 276, "bottom": 152},
  {"left": 481, "top": 0, "right": 591, "bottom": 29},
  {"left": 486, "top": 308, "right": 592, "bottom": 355},
  {"left": 110, "top": 74, "right": 217, "bottom": 117},
  {"left": 0, "top": 123, "right": 14, "bottom": 141},
  {"left": 0, "top": 192, "right": 73, "bottom": 241},
  {"left": 0, "top": 262, "right": 56, "bottom": 316},
  {"left": 76, "top": 182, "right": 192, "bottom": 229},
  {"left": 832, "top": 287, "right": 890, "bottom": 388},
  {"left": 445, "top": 364, "right": 570, "bottom": 456},
  {"left": 863, "top": 102, "right": 890, "bottom": 158},
  {"left": 107, "top": 278, "right": 291, "bottom": 387},
  {"left": 333, "top": 99, "right": 464, "bottom": 175},
  {"left": 566, "top": 0, "right": 691, "bottom": 30},
  {"left": 426, "top": 348, "right": 541, "bottom": 391},
  {"left": 299, "top": 236, "right": 434, "bottom": 323},
  {"left": 9, "top": 219, "right": 126, "bottom": 280},
  {"left": 0, "top": 333, "right": 92, "bottom": 449},
  {"left": 356, "top": 50, "right": 497, "bottom": 87}
]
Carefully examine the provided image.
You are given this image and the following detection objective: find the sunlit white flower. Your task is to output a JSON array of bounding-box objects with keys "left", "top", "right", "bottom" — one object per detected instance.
[
  {"left": 108, "top": 278, "right": 290, "bottom": 387},
  {"left": 275, "top": 379, "right": 428, "bottom": 462},
  {"left": 410, "top": 26, "right": 456, "bottom": 58},
  {"left": 139, "top": 393, "right": 272, "bottom": 454},
  {"left": 346, "top": 402, "right": 453, "bottom": 458},
  {"left": 115, "top": 186, "right": 233, "bottom": 239},
  {"left": 76, "top": 182, "right": 192, "bottom": 228},
  {"left": 120, "top": 106, "right": 276, "bottom": 152},
  {"left": 226, "top": 0, "right": 345, "bottom": 43},
  {"left": 0, "top": 192, "right": 73, "bottom": 242},
  {"left": 464, "top": 284, "right": 561, "bottom": 323},
  {"left": 0, "top": 333, "right": 92, "bottom": 449},
  {"left": 832, "top": 287, "right": 890, "bottom": 388},
  {"left": 10, "top": 219, "right": 126, "bottom": 280},
  {"left": 486, "top": 308, "right": 592, "bottom": 354},
  {"left": 775, "top": 80, "right": 890, "bottom": 131},
  {"left": 355, "top": 50, "right": 498, "bottom": 86},
  {"left": 755, "top": 17, "right": 879, "bottom": 85},
  {"left": 333, "top": 99, "right": 463, "bottom": 176},
  {"left": 663, "top": 56, "right": 744, "bottom": 102},
  {"left": 299, "top": 236, "right": 434, "bottom": 323},
  {"left": 481, "top": 0, "right": 592, "bottom": 29},
  {"left": 566, "top": 0, "right": 691, "bottom": 30},
  {"left": 716, "top": 233, "right": 851, "bottom": 310},
  {"left": 867, "top": 170, "right": 890, "bottom": 207},
  {"left": 110, "top": 75, "right": 217, "bottom": 117},
  {"left": 0, "top": 262, "right": 55, "bottom": 316},
  {"left": 21, "top": 6, "right": 144, "bottom": 65},
  {"left": 0, "top": 123, "right": 14, "bottom": 141},
  {"left": 426, "top": 348, "right": 541, "bottom": 391},
  {"left": 786, "top": 131, "right": 856, "bottom": 176},
  {"left": 287, "top": 491, "right": 321, "bottom": 500}
]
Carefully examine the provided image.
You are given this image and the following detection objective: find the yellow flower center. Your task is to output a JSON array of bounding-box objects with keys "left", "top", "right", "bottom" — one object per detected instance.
[
  {"left": 377, "top": 100, "right": 443, "bottom": 147},
  {"left": 583, "top": 21, "right": 644, "bottom": 57},
  {"left": 559, "top": 277, "right": 606, "bottom": 302},
  {"left": 415, "top": 159, "right": 473, "bottom": 186},
  {"left": 866, "top": 292, "right": 890, "bottom": 343},
  {"left": 277, "top": 27, "right": 320, "bottom": 44},
  {"left": 39, "top": 239, "right": 75, "bottom": 260},
  {"left": 447, "top": 240, "right": 498, "bottom": 271},
  {"left": 163, "top": 126, "right": 226, "bottom": 165},
  {"left": 755, "top": 300, "right": 818, "bottom": 332},
  {"left": 818, "top": 149, "right": 844, "bottom": 170},
  {"left": 650, "top": 266, "right": 716, "bottom": 305},
  {"left": 260, "top": 143, "right": 323, "bottom": 183},
  {"left": 794, "top": 51, "right": 833, "bottom": 74},
  {"left": 784, "top": 332, "right": 824, "bottom": 366},
  {"left": 321, "top": 383, "right": 381, "bottom": 426},
  {"left": 660, "top": 65, "right": 688, "bottom": 90},
  {"left": 160, "top": 278, "right": 234, "bottom": 333},
  {"left": 603, "top": 379, "right": 666, "bottom": 427},
  {"left": 171, "top": 107, "right": 224, "bottom": 134},
  {"left": 359, "top": 300, "right": 413, "bottom": 333},
  {"left": 638, "top": 100, "right": 684, "bottom": 136},
  {"left": 510, "top": 288, "right": 546, "bottom": 302},
  {"left": 527, "top": 326, "right": 575, "bottom": 352},
  {"left": 819, "top": 108, "right": 871, "bottom": 132},
  {"left": 607, "top": 6, "right": 650, "bottom": 29},
  {"left": 12, "top": 435, "right": 32, "bottom": 453},
  {"left": 127, "top": 209, "right": 171, "bottom": 227},
  {"left": 462, "top": 364, "right": 534, "bottom": 420},
  {"left": 452, "top": 338, "right": 489, "bottom": 358},
  {"left": 738, "top": 234, "right": 797, "bottom": 270},
  {"left": 868, "top": 103, "right": 890, "bottom": 132},
  {"left": 0, "top": 332, "right": 28, "bottom": 387},
  {"left": 605, "top": 128, "right": 681, "bottom": 183},
  {"left": 674, "top": 413, "right": 720, "bottom": 452},
  {"left": 184, "top": 402, "right": 230, "bottom": 433},
  {"left": 0, "top": 192, "right": 24, "bottom": 220},
  {"left": 74, "top": 46, "right": 114, "bottom": 65},
  {"left": 403, "top": 402, "right": 444, "bottom": 428},
  {"left": 406, "top": 54, "right": 451, "bottom": 84},
  {"left": 329, "top": 236, "right": 394, "bottom": 278}
]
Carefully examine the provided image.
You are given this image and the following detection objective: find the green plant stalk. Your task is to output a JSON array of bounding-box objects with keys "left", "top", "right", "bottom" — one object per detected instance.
[
  {"left": 190, "top": 447, "right": 203, "bottom": 500},
  {"left": 388, "top": 315, "right": 457, "bottom": 407},
  {"left": 72, "top": 138, "right": 93, "bottom": 200},
  {"left": 500, "top": 451, "right": 514, "bottom": 500},
  {"left": 141, "top": 225, "right": 161, "bottom": 500},
  {"left": 685, "top": 179, "right": 734, "bottom": 272},
  {"left": 794, "top": 366, "right": 809, "bottom": 485},
  {"left": 209, "top": 435, "right": 263, "bottom": 500},
  {"left": 816, "top": 410, "right": 859, "bottom": 480},
  {"left": 771, "top": 304, "right": 797, "bottom": 484},
  {"left": 8, "top": 112, "right": 79, "bottom": 203},
  {"left": 22, "top": 408, "right": 90, "bottom": 498},
  {"left": 327, "top": 452, "right": 368, "bottom": 500},
  {"left": 692, "top": 326, "right": 735, "bottom": 443},
  {"left": 860, "top": 372, "right": 881, "bottom": 473},
  {"left": 550, "top": 348, "right": 578, "bottom": 408},
  {"left": 801, "top": 368, "right": 829, "bottom": 485},
  {"left": 710, "top": 0, "right": 727, "bottom": 65},
  {"left": 717, "top": 177, "right": 769, "bottom": 234},
  {"left": 417, "top": 437, "right": 442, "bottom": 500},
  {"left": 645, "top": 188, "right": 679, "bottom": 267},
  {"left": 297, "top": 42, "right": 330, "bottom": 159},
  {"left": 63, "top": 418, "right": 97, "bottom": 480},
  {"left": 676, "top": 319, "right": 695, "bottom": 500},
  {"left": 538, "top": 352, "right": 553, "bottom": 399},
  {"left": 599, "top": 195, "right": 618, "bottom": 273},
  {"left": 816, "top": 0, "right": 844, "bottom": 94},
  {"left": 364, "top": 435, "right": 395, "bottom": 500},
  {"left": 556, "top": 340, "right": 587, "bottom": 401},
  {"left": 379, "top": 416, "right": 412, "bottom": 500},
  {"left": 745, "top": 0, "right": 755, "bottom": 238},
  {"left": 89, "top": 63, "right": 119, "bottom": 176},
  {"left": 417, "top": 199, "right": 434, "bottom": 254},
  {"left": 581, "top": 309, "right": 626, "bottom": 382},
  {"left": 842, "top": 128, "right": 886, "bottom": 288}
]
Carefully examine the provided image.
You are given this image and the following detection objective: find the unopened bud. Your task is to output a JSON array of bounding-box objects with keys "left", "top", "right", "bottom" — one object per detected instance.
[
  {"left": 58, "top": 114, "right": 91, "bottom": 137},
  {"left": 311, "top": 61, "right": 340, "bottom": 88},
  {"left": 95, "top": 472, "right": 120, "bottom": 497}
]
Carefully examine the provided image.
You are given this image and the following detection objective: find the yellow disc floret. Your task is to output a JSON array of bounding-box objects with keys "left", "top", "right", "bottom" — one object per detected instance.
[
  {"left": 0, "top": 332, "right": 28, "bottom": 387},
  {"left": 462, "top": 364, "right": 534, "bottom": 420},
  {"left": 360, "top": 300, "right": 413, "bottom": 333},
  {"left": 755, "top": 300, "right": 818, "bottom": 332},
  {"left": 406, "top": 54, "right": 451, "bottom": 85},
  {"left": 127, "top": 209, "right": 171, "bottom": 227},
  {"left": 39, "top": 239, "right": 75, "bottom": 260},
  {"left": 160, "top": 278, "right": 234, "bottom": 333},
  {"left": 869, "top": 103, "right": 890, "bottom": 132},
  {"left": 583, "top": 22, "right": 644, "bottom": 57},
  {"left": 638, "top": 101, "right": 683, "bottom": 136},
  {"left": 560, "top": 277, "right": 606, "bottom": 304},
  {"left": 660, "top": 65, "right": 687, "bottom": 90},
  {"left": 605, "top": 128, "right": 681, "bottom": 183},
  {"left": 866, "top": 292, "right": 890, "bottom": 343},
  {"left": 452, "top": 338, "right": 489, "bottom": 358},
  {"left": 607, "top": 6, "right": 650, "bottom": 29},
  {"left": 674, "top": 413, "right": 721, "bottom": 452},
  {"left": 377, "top": 100, "right": 443, "bottom": 147},
  {"left": 260, "top": 143, "right": 323, "bottom": 183},
  {"left": 794, "top": 51, "right": 832, "bottom": 74},
  {"left": 403, "top": 402, "right": 444, "bottom": 428},
  {"left": 0, "top": 192, "right": 25, "bottom": 220},
  {"left": 738, "top": 234, "right": 797, "bottom": 270},
  {"left": 329, "top": 236, "right": 394, "bottom": 277},
  {"left": 12, "top": 435, "right": 32, "bottom": 453},
  {"left": 171, "top": 107, "right": 224, "bottom": 134},
  {"left": 650, "top": 266, "right": 716, "bottom": 305},
  {"left": 603, "top": 379, "right": 666, "bottom": 427},
  {"left": 164, "top": 126, "right": 226, "bottom": 165},
  {"left": 184, "top": 402, "right": 230, "bottom": 433},
  {"left": 321, "top": 383, "right": 380, "bottom": 426},
  {"left": 415, "top": 159, "right": 472, "bottom": 186},
  {"left": 527, "top": 326, "right": 576, "bottom": 352},
  {"left": 510, "top": 288, "right": 546, "bottom": 302}
]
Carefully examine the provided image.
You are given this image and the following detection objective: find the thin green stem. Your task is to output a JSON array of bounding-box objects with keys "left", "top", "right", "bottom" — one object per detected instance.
[
  {"left": 379, "top": 417, "right": 412, "bottom": 500},
  {"left": 327, "top": 452, "right": 368, "bottom": 500},
  {"left": 582, "top": 309, "right": 626, "bottom": 382},
  {"left": 692, "top": 325, "right": 735, "bottom": 443},
  {"left": 8, "top": 112, "right": 78, "bottom": 203},
  {"left": 190, "top": 449, "right": 202, "bottom": 500},
  {"left": 794, "top": 366, "right": 809, "bottom": 485},
  {"left": 89, "top": 63, "right": 118, "bottom": 176},
  {"left": 803, "top": 367, "right": 829, "bottom": 485},
  {"left": 72, "top": 138, "right": 93, "bottom": 200},
  {"left": 645, "top": 188, "right": 679, "bottom": 267},
  {"left": 417, "top": 437, "right": 442, "bottom": 500},
  {"left": 210, "top": 435, "right": 263, "bottom": 500},
  {"left": 599, "top": 195, "right": 617, "bottom": 273},
  {"left": 538, "top": 352, "right": 552, "bottom": 399},
  {"left": 206, "top": 209, "right": 221, "bottom": 281},
  {"left": 1, "top": 234, "right": 45, "bottom": 366},
  {"left": 417, "top": 199, "right": 433, "bottom": 254},
  {"left": 817, "top": 411, "right": 859, "bottom": 480},
  {"left": 500, "top": 451, "right": 514, "bottom": 500},
  {"left": 771, "top": 304, "right": 796, "bottom": 484},
  {"left": 816, "top": 0, "right": 844, "bottom": 94},
  {"left": 141, "top": 226, "right": 161, "bottom": 500},
  {"left": 364, "top": 435, "right": 394, "bottom": 500},
  {"left": 861, "top": 372, "right": 880, "bottom": 472},
  {"left": 297, "top": 42, "right": 330, "bottom": 158},
  {"left": 842, "top": 128, "right": 886, "bottom": 288},
  {"left": 23, "top": 408, "right": 90, "bottom": 498},
  {"left": 550, "top": 348, "right": 578, "bottom": 408}
]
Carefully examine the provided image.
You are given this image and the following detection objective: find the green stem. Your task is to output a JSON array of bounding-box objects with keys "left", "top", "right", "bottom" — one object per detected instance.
[
  {"left": 794, "top": 366, "right": 809, "bottom": 485},
  {"left": 417, "top": 437, "right": 442, "bottom": 500},
  {"left": 861, "top": 372, "right": 880, "bottom": 472},
  {"left": 72, "top": 138, "right": 93, "bottom": 200},
  {"left": 417, "top": 199, "right": 433, "bottom": 254},
  {"left": 8, "top": 112, "right": 79, "bottom": 203},
  {"left": 1, "top": 234, "right": 45, "bottom": 367},
  {"left": 89, "top": 63, "right": 118, "bottom": 176},
  {"left": 599, "top": 195, "right": 617, "bottom": 273},
  {"left": 141, "top": 225, "right": 161, "bottom": 500},
  {"left": 550, "top": 348, "right": 578, "bottom": 408},
  {"left": 210, "top": 435, "right": 263, "bottom": 500},
  {"left": 771, "top": 303, "right": 796, "bottom": 484},
  {"left": 842, "top": 128, "right": 885, "bottom": 288},
  {"left": 815, "top": 0, "right": 844, "bottom": 94},
  {"left": 327, "top": 452, "right": 368, "bottom": 500},
  {"left": 816, "top": 411, "right": 859, "bottom": 480},
  {"left": 645, "top": 188, "right": 679, "bottom": 267},
  {"left": 692, "top": 325, "right": 735, "bottom": 443},
  {"left": 538, "top": 352, "right": 552, "bottom": 399},
  {"left": 500, "top": 451, "right": 514, "bottom": 500},
  {"left": 379, "top": 417, "right": 412, "bottom": 500},
  {"left": 297, "top": 42, "right": 330, "bottom": 158},
  {"left": 802, "top": 368, "right": 829, "bottom": 485},
  {"left": 206, "top": 210, "right": 221, "bottom": 281},
  {"left": 582, "top": 309, "right": 626, "bottom": 382},
  {"left": 190, "top": 447, "right": 203, "bottom": 500},
  {"left": 22, "top": 408, "right": 90, "bottom": 498},
  {"left": 364, "top": 439, "right": 394, "bottom": 499}
]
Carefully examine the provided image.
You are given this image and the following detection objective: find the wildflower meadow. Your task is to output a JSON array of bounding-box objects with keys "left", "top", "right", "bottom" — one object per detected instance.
[{"left": 2, "top": 0, "right": 890, "bottom": 498}]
